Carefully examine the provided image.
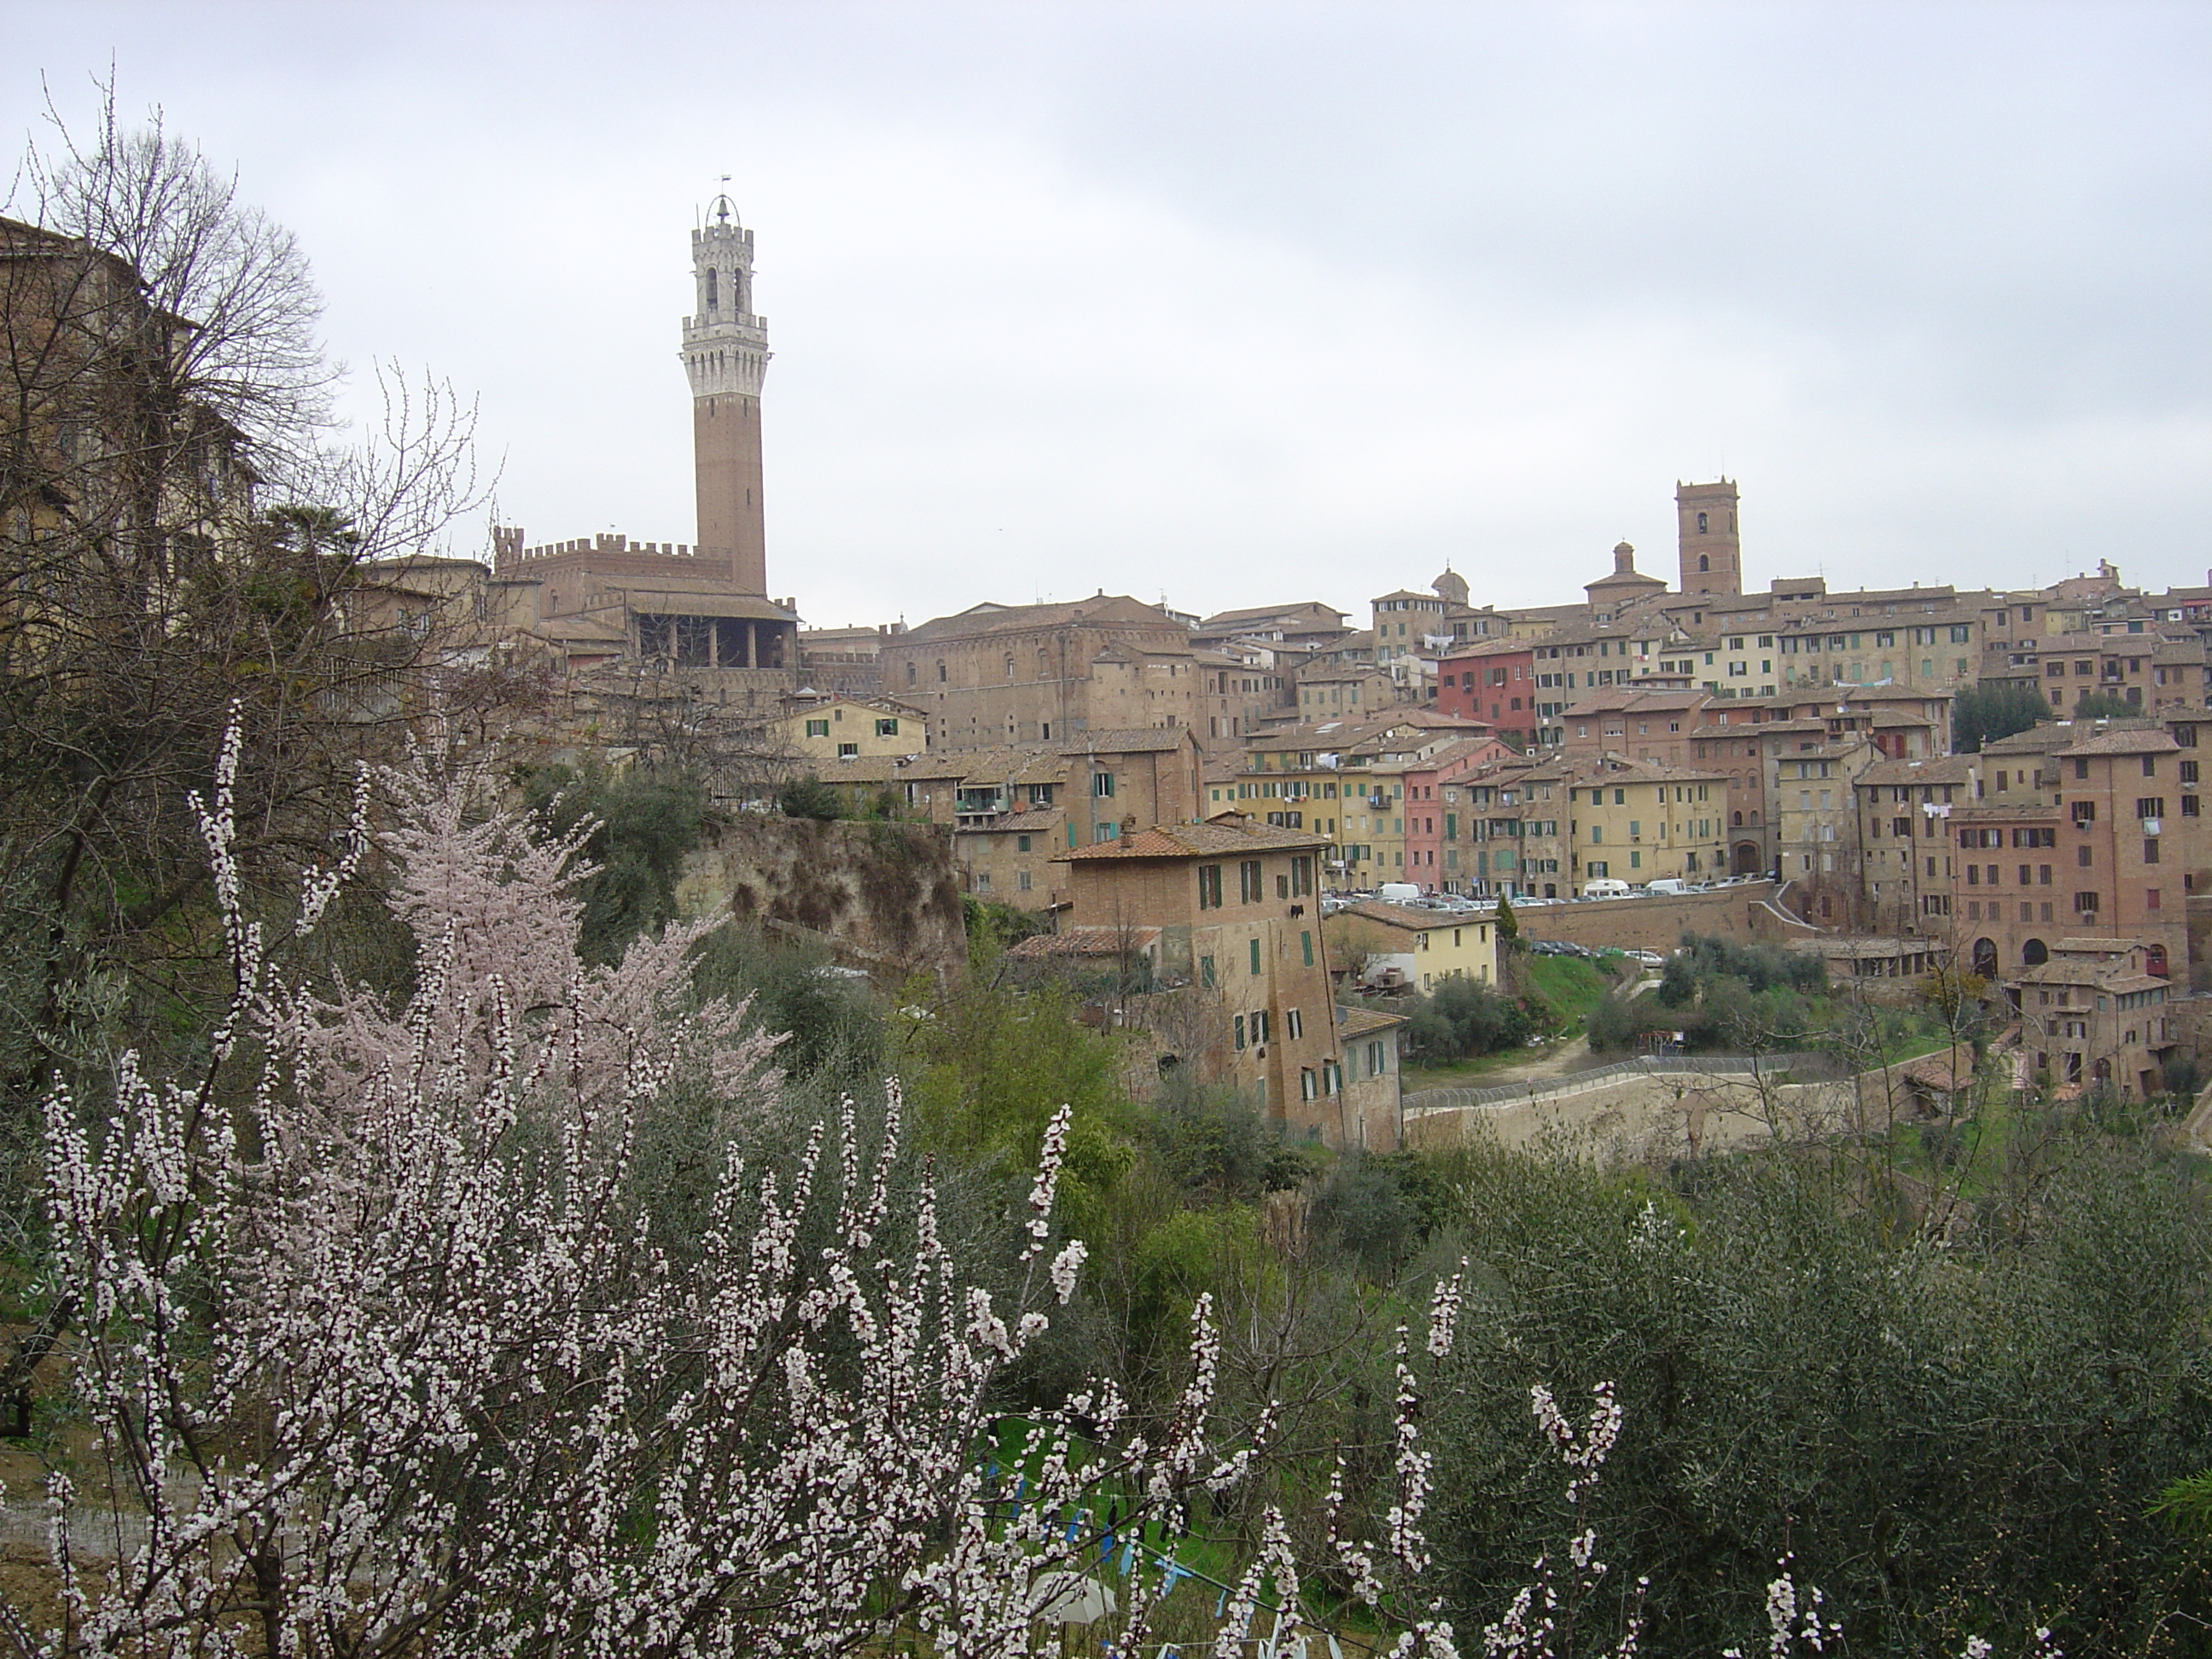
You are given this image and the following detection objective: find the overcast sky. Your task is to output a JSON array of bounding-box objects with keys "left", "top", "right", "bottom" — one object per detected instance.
[{"left": 6, "top": 3, "right": 2209, "bottom": 628}]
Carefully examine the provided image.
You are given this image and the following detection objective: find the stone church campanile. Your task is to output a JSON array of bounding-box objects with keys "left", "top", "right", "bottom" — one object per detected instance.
[{"left": 683, "top": 195, "right": 771, "bottom": 597}]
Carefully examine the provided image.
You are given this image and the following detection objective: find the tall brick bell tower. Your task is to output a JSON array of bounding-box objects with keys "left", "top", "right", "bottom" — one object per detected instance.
[
  {"left": 682, "top": 195, "right": 771, "bottom": 595},
  {"left": 1676, "top": 478, "right": 1742, "bottom": 596}
]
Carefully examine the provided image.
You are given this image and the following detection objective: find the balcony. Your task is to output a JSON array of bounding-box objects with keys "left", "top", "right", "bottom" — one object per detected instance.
[{"left": 954, "top": 792, "right": 1010, "bottom": 824}]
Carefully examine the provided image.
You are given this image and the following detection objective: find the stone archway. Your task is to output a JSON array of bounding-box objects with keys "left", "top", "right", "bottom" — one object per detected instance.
[
  {"left": 1731, "top": 841, "right": 1762, "bottom": 876},
  {"left": 1972, "top": 937, "right": 1999, "bottom": 978},
  {"left": 2022, "top": 938, "right": 2048, "bottom": 966}
]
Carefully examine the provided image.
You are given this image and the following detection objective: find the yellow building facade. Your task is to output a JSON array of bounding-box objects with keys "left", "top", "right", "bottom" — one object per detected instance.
[
  {"left": 785, "top": 697, "right": 928, "bottom": 761},
  {"left": 1569, "top": 762, "right": 1729, "bottom": 887},
  {"left": 1325, "top": 901, "right": 1499, "bottom": 993}
]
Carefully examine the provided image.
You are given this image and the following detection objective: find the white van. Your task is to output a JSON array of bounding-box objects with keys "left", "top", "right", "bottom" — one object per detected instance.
[
  {"left": 1580, "top": 879, "right": 1631, "bottom": 899},
  {"left": 1377, "top": 882, "right": 1423, "bottom": 904},
  {"left": 1642, "top": 877, "right": 1688, "bottom": 897}
]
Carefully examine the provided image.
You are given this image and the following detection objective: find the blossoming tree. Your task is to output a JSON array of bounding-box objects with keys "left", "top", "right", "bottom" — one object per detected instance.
[{"left": 21, "top": 731, "right": 1241, "bottom": 1657}]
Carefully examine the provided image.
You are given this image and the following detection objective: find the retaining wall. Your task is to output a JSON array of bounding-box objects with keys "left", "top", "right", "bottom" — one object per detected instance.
[
  {"left": 1403, "top": 1043, "right": 1978, "bottom": 1161},
  {"left": 1511, "top": 881, "right": 1802, "bottom": 954}
]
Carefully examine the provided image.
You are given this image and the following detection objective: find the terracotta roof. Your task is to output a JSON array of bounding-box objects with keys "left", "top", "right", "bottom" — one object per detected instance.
[
  {"left": 2013, "top": 959, "right": 2170, "bottom": 992},
  {"left": 1337, "top": 900, "right": 1487, "bottom": 933},
  {"left": 1503, "top": 602, "right": 1594, "bottom": 625},
  {"left": 1196, "top": 601, "right": 1346, "bottom": 627},
  {"left": 1057, "top": 817, "right": 1330, "bottom": 861},
  {"left": 1979, "top": 727, "right": 2065, "bottom": 756},
  {"left": 1439, "top": 637, "right": 1536, "bottom": 662},
  {"left": 958, "top": 809, "right": 1062, "bottom": 834},
  {"left": 1407, "top": 736, "right": 1515, "bottom": 772},
  {"left": 1901, "top": 1048, "right": 1976, "bottom": 1093},
  {"left": 538, "top": 615, "right": 631, "bottom": 644},
  {"left": 1006, "top": 927, "right": 1162, "bottom": 960},
  {"left": 1855, "top": 755, "right": 1980, "bottom": 787},
  {"left": 2058, "top": 726, "right": 2180, "bottom": 756},
  {"left": 599, "top": 590, "right": 796, "bottom": 620},
  {"left": 1059, "top": 729, "right": 1193, "bottom": 754},
  {"left": 1569, "top": 757, "right": 1727, "bottom": 784},
  {"left": 1563, "top": 688, "right": 1711, "bottom": 717},
  {"left": 1336, "top": 1005, "right": 1410, "bottom": 1039},
  {"left": 1754, "top": 718, "right": 1834, "bottom": 735},
  {"left": 897, "top": 595, "right": 1180, "bottom": 643}
]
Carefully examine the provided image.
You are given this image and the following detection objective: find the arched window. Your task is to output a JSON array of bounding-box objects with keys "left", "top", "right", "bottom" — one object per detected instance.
[
  {"left": 905, "top": 661, "right": 917, "bottom": 687},
  {"left": 1697, "top": 511, "right": 1709, "bottom": 533},
  {"left": 1005, "top": 655, "right": 1016, "bottom": 679},
  {"left": 2022, "top": 938, "right": 2048, "bottom": 966},
  {"left": 1699, "top": 555, "right": 1711, "bottom": 573},
  {"left": 1972, "top": 938, "right": 1999, "bottom": 978},
  {"left": 2147, "top": 942, "right": 2169, "bottom": 977},
  {"left": 936, "top": 661, "right": 946, "bottom": 683},
  {"left": 705, "top": 268, "right": 718, "bottom": 310}
]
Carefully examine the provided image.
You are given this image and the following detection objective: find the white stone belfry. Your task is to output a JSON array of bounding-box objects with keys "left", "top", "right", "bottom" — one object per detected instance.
[
  {"left": 682, "top": 194, "right": 771, "bottom": 400},
  {"left": 683, "top": 193, "right": 772, "bottom": 594}
]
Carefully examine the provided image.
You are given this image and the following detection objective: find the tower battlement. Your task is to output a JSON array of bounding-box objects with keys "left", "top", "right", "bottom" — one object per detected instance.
[{"left": 491, "top": 527, "right": 731, "bottom": 575}]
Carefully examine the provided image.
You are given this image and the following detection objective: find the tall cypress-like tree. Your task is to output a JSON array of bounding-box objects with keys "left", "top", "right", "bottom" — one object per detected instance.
[{"left": 1951, "top": 680, "right": 2053, "bottom": 753}]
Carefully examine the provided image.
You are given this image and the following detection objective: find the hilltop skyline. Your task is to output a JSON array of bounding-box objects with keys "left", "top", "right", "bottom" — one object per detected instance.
[{"left": 4, "top": 1, "right": 2207, "bottom": 628}]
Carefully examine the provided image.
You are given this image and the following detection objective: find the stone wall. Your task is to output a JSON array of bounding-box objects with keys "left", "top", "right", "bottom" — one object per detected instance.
[
  {"left": 1403, "top": 1043, "right": 1977, "bottom": 1162},
  {"left": 675, "top": 813, "right": 968, "bottom": 982},
  {"left": 1512, "top": 881, "right": 1802, "bottom": 952}
]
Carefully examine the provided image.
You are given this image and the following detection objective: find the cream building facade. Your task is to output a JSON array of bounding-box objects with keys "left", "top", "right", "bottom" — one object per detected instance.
[
  {"left": 1325, "top": 901, "right": 1499, "bottom": 993},
  {"left": 784, "top": 696, "right": 928, "bottom": 761},
  {"left": 1569, "top": 760, "right": 1729, "bottom": 887}
]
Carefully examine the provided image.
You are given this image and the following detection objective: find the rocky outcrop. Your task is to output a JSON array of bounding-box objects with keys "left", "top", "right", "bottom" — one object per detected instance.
[{"left": 676, "top": 814, "right": 967, "bottom": 981}]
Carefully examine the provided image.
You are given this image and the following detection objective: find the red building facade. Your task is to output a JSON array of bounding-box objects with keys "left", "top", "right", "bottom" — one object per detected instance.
[{"left": 1438, "top": 642, "right": 1538, "bottom": 747}]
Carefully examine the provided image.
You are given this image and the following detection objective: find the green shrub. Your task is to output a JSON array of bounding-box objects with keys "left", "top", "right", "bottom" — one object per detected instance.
[
  {"left": 1403, "top": 976, "right": 1542, "bottom": 1062},
  {"left": 521, "top": 763, "right": 707, "bottom": 963},
  {"left": 777, "top": 775, "right": 844, "bottom": 820}
]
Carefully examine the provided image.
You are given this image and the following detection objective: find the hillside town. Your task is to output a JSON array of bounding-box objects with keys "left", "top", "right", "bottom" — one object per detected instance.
[
  {"left": 16, "top": 183, "right": 2211, "bottom": 1144},
  {"left": 288, "top": 199, "right": 2209, "bottom": 1136},
  {"left": 9, "top": 19, "right": 2212, "bottom": 1650}
]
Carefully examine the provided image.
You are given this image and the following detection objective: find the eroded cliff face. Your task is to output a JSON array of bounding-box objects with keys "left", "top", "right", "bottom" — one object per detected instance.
[{"left": 676, "top": 814, "right": 966, "bottom": 981}]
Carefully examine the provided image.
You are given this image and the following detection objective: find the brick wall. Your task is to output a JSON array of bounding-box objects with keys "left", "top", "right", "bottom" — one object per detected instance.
[{"left": 1510, "top": 881, "right": 1796, "bottom": 952}]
